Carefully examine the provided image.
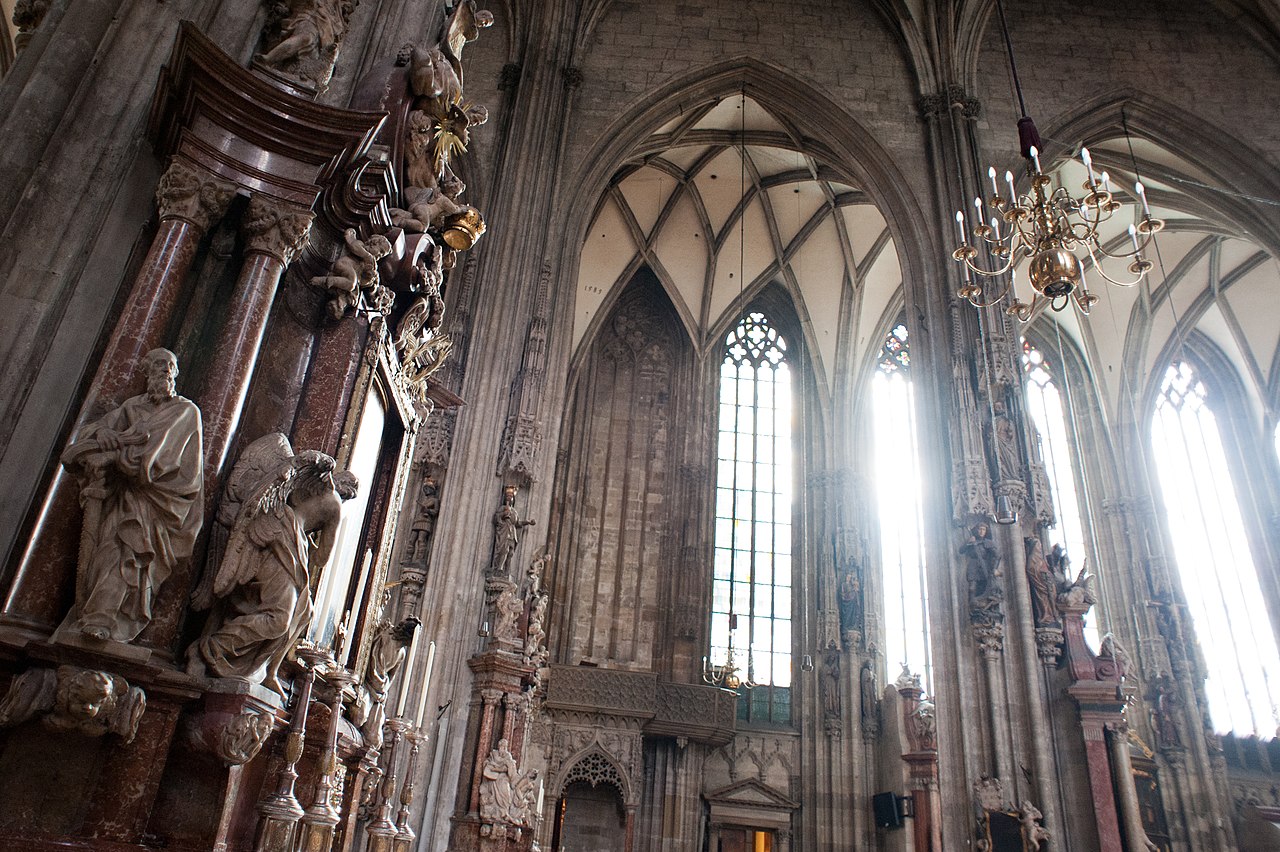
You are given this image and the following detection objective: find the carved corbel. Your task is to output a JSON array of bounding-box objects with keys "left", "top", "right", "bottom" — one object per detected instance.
[
  {"left": 217, "top": 710, "right": 275, "bottom": 765},
  {"left": 0, "top": 665, "right": 146, "bottom": 742}
]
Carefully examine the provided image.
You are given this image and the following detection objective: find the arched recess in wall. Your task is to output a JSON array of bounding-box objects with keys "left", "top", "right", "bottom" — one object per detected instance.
[
  {"left": 548, "top": 269, "right": 691, "bottom": 674},
  {"left": 549, "top": 749, "right": 631, "bottom": 852}
]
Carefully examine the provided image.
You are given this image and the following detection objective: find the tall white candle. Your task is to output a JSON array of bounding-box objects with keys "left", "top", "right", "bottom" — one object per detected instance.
[
  {"left": 396, "top": 624, "right": 420, "bottom": 718},
  {"left": 414, "top": 640, "right": 437, "bottom": 728},
  {"left": 344, "top": 549, "right": 374, "bottom": 666}
]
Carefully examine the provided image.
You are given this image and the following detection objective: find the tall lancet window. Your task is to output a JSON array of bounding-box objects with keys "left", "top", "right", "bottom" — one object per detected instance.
[
  {"left": 873, "top": 323, "right": 931, "bottom": 692},
  {"left": 1022, "top": 340, "right": 1097, "bottom": 644},
  {"left": 712, "top": 311, "right": 794, "bottom": 724},
  {"left": 1153, "top": 360, "right": 1280, "bottom": 736}
]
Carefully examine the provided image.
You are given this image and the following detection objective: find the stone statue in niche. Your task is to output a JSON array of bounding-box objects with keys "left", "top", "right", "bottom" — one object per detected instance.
[
  {"left": 489, "top": 486, "right": 535, "bottom": 577},
  {"left": 961, "top": 521, "right": 1003, "bottom": 626},
  {"left": 490, "top": 580, "right": 523, "bottom": 643},
  {"left": 837, "top": 561, "right": 864, "bottom": 647},
  {"left": 310, "top": 228, "right": 394, "bottom": 320},
  {"left": 860, "top": 660, "right": 880, "bottom": 734},
  {"left": 55, "top": 348, "right": 203, "bottom": 644},
  {"left": 820, "top": 651, "right": 841, "bottom": 733},
  {"left": 1148, "top": 672, "right": 1185, "bottom": 750},
  {"left": 912, "top": 696, "right": 937, "bottom": 751},
  {"left": 187, "top": 433, "right": 358, "bottom": 695},
  {"left": 404, "top": 478, "right": 441, "bottom": 564},
  {"left": 988, "top": 401, "right": 1022, "bottom": 480},
  {"left": 256, "top": 0, "right": 354, "bottom": 91},
  {"left": 0, "top": 665, "right": 146, "bottom": 742},
  {"left": 1024, "top": 537, "right": 1062, "bottom": 626}
]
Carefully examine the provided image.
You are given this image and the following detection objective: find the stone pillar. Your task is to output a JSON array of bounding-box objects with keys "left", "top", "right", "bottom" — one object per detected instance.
[
  {"left": 198, "top": 194, "right": 313, "bottom": 483},
  {"left": 1, "top": 157, "right": 235, "bottom": 634}
]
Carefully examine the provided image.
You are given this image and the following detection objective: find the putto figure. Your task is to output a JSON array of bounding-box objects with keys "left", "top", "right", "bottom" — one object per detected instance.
[
  {"left": 55, "top": 348, "right": 203, "bottom": 644},
  {"left": 188, "top": 433, "right": 357, "bottom": 694}
]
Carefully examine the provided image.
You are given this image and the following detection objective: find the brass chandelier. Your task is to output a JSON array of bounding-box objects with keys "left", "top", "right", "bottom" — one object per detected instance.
[
  {"left": 952, "top": 0, "right": 1164, "bottom": 319},
  {"left": 953, "top": 144, "right": 1164, "bottom": 319}
]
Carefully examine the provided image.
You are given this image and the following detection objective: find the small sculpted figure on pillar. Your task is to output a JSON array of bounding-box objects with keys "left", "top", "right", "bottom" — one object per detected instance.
[
  {"left": 404, "top": 478, "right": 441, "bottom": 564},
  {"left": 256, "top": 0, "right": 355, "bottom": 91},
  {"left": 489, "top": 486, "right": 534, "bottom": 577},
  {"left": 187, "top": 433, "right": 357, "bottom": 694},
  {"left": 1024, "top": 537, "right": 1062, "bottom": 626},
  {"left": 56, "top": 348, "right": 203, "bottom": 644}
]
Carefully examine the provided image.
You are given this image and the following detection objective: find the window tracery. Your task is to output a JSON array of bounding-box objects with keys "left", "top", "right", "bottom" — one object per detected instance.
[
  {"left": 1152, "top": 359, "right": 1280, "bottom": 737},
  {"left": 873, "top": 323, "right": 931, "bottom": 691},
  {"left": 712, "top": 311, "right": 793, "bottom": 724}
]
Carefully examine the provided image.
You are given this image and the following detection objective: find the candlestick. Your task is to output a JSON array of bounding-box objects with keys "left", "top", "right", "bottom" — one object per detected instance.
[
  {"left": 1005, "top": 170, "right": 1017, "bottom": 206},
  {"left": 366, "top": 718, "right": 406, "bottom": 852},
  {"left": 254, "top": 646, "right": 325, "bottom": 851},
  {"left": 393, "top": 730, "right": 424, "bottom": 851},
  {"left": 988, "top": 166, "right": 1000, "bottom": 199}
]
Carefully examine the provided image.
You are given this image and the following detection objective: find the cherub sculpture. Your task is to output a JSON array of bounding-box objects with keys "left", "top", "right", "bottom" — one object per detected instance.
[
  {"left": 0, "top": 665, "right": 146, "bottom": 742},
  {"left": 187, "top": 433, "right": 358, "bottom": 694},
  {"left": 310, "top": 228, "right": 394, "bottom": 320}
]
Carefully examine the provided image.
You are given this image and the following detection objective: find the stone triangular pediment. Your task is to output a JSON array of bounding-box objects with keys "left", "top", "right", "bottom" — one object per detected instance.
[{"left": 705, "top": 778, "right": 799, "bottom": 811}]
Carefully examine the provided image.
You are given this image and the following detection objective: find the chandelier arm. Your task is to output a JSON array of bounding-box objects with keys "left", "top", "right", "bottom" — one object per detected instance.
[
  {"left": 962, "top": 280, "right": 1015, "bottom": 309},
  {"left": 963, "top": 252, "right": 1018, "bottom": 279},
  {"left": 1082, "top": 245, "right": 1146, "bottom": 287}
]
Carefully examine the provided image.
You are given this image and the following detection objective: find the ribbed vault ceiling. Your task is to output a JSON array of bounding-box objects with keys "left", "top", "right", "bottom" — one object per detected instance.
[
  {"left": 574, "top": 95, "right": 903, "bottom": 385},
  {"left": 1028, "top": 137, "right": 1280, "bottom": 422}
]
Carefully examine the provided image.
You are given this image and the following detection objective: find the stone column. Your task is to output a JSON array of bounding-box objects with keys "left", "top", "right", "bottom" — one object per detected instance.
[
  {"left": 1, "top": 158, "right": 235, "bottom": 633},
  {"left": 198, "top": 194, "right": 313, "bottom": 483},
  {"left": 1070, "top": 704, "right": 1124, "bottom": 852}
]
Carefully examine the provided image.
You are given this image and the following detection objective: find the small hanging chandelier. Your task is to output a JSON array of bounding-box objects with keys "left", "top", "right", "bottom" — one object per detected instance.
[
  {"left": 952, "top": 0, "right": 1164, "bottom": 319},
  {"left": 702, "top": 615, "right": 758, "bottom": 690}
]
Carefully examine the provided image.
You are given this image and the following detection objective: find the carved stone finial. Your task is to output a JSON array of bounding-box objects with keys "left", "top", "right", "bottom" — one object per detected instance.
[
  {"left": 12, "top": 0, "right": 50, "bottom": 50},
  {"left": 155, "top": 160, "right": 238, "bottom": 233},
  {"left": 186, "top": 432, "right": 358, "bottom": 695},
  {"left": 242, "top": 195, "right": 315, "bottom": 265},
  {"left": 54, "top": 348, "right": 203, "bottom": 644}
]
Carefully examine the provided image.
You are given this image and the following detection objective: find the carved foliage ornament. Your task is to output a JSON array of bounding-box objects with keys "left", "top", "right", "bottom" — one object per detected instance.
[
  {"left": 242, "top": 194, "right": 315, "bottom": 265},
  {"left": 155, "top": 160, "right": 237, "bottom": 233}
]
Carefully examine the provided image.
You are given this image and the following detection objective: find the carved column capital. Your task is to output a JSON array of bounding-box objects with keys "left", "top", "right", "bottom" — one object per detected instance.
[
  {"left": 242, "top": 194, "right": 315, "bottom": 264},
  {"left": 155, "top": 159, "right": 237, "bottom": 233}
]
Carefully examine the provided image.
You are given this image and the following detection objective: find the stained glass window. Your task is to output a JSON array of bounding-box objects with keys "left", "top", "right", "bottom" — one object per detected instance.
[
  {"left": 1152, "top": 360, "right": 1280, "bottom": 737},
  {"left": 874, "top": 323, "right": 932, "bottom": 692},
  {"left": 712, "top": 312, "right": 793, "bottom": 724}
]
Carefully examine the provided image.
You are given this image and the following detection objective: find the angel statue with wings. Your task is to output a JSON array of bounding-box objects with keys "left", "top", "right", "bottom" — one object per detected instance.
[{"left": 187, "top": 433, "right": 358, "bottom": 694}]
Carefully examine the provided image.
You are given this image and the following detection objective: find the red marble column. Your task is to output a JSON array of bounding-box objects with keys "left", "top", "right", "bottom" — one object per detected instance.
[
  {"left": 291, "top": 316, "right": 368, "bottom": 457},
  {"left": 1, "top": 158, "right": 236, "bottom": 633},
  {"left": 468, "top": 689, "right": 503, "bottom": 814},
  {"left": 199, "top": 194, "right": 313, "bottom": 483},
  {"left": 1076, "top": 709, "right": 1125, "bottom": 852}
]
